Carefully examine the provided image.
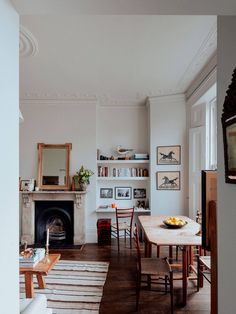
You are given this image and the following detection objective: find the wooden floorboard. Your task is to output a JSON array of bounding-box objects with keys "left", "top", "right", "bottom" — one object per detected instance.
[{"left": 51, "top": 239, "right": 210, "bottom": 313}]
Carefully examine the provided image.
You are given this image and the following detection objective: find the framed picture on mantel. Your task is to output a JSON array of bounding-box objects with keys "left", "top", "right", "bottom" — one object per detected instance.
[{"left": 20, "top": 179, "right": 35, "bottom": 192}]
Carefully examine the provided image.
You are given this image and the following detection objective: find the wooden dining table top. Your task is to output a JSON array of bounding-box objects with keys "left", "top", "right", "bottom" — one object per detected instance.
[{"left": 138, "top": 215, "right": 201, "bottom": 246}]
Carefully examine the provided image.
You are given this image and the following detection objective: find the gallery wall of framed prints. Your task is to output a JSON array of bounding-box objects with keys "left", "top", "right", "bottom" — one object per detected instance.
[{"left": 156, "top": 145, "right": 181, "bottom": 191}]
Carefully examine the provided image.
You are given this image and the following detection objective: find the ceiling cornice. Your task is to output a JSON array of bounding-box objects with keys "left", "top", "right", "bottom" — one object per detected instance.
[
  {"left": 176, "top": 22, "right": 217, "bottom": 92},
  {"left": 147, "top": 93, "right": 186, "bottom": 106},
  {"left": 20, "top": 25, "right": 39, "bottom": 57},
  {"left": 20, "top": 98, "right": 98, "bottom": 106},
  {"left": 20, "top": 88, "right": 183, "bottom": 105}
]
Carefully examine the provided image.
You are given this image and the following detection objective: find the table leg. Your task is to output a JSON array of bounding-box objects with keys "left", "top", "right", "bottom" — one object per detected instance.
[
  {"left": 182, "top": 246, "right": 188, "bottom": 306},
  {"left": 25, "top": 273, "right": 34, "bottom": 298},
  {"left": 144, "top": 236, "right": 152, "bottom": 257},
  {"left": 36, "top": 274, "right": 46, "bottom": 289}
]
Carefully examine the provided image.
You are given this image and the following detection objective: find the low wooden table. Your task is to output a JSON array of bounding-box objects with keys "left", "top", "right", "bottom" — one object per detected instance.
[{"left": 20, "top": 253, "right": 61, "bottom": 298}]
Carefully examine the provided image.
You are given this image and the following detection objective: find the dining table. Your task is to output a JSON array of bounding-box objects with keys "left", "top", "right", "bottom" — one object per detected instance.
[{"left": 138, "top": 215, "right": 201, "bottom": 306}]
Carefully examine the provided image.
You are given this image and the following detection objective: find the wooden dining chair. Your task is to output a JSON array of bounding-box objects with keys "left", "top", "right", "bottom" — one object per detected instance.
[
  {"left": 133, "top": 223, "right": 174, "bottom": 313},
  {"left": 111, "top": 207, "right": 134, "bottom": 252},
  {"left": 197, "top": 255, "right": 211, "bottom": 290}
]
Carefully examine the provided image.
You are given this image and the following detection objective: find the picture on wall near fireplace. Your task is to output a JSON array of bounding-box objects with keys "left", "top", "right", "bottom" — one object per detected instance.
[
  {"left": 100, "top": 188, "right": 113, "bottom": 198},
  {"left": 156, "top": 171, "right": 180, "bottom": 190},
  {"left": 115, "top": 187, "right": 132, "bottom": 200},
  {"left": 157, "top": 145, "right": 181, "bottom": 165}
]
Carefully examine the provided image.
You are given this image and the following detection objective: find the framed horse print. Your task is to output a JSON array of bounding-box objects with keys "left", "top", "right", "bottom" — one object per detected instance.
[
  {"left": 156, "top": 171, "right": 180, "bottom": 190},
  {"left": 157, "top": 145, "right": 181, "bottom": 165}
]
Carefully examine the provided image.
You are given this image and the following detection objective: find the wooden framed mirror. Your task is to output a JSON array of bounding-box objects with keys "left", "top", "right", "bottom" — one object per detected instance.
[
  {"left": 37, "top": 143, "right": 72, "bottom": 190},
  {"left": 222, "top": 68, "right": 236, "bottom": 183}
]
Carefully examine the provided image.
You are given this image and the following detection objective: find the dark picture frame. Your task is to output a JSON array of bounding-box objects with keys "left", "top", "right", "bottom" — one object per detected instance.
[
  {"left": 222, "top": 67, "right": 236, "bottom": 183},
  {"left": 133, "top": 188, "right": 146, "bottom": 199},
  {"left": 115, "top": 187, "right": 132, "bottom": 200},
  {"left": 156, "top": 171, "right": 180, "bottom": 190},
  {"left": 100, "top": 188, "right": 113, "bottom": 199},
  {"left": 157, "top": 145, "right": 181, "bottom": 165}
]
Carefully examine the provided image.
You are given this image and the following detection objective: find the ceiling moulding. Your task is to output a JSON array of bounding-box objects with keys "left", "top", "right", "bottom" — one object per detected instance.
[
  {"left": 176, "top": 22, "right": 217, "bottom": 93},
  {"left": 20, "top": 97, "right": 144, "bottom": 108},
  {"left": 99, "top": 101, "right": 146, "bottom": 108},
  {"left": 21, "top": 89, "right": 182, "bottom": 105},
  {"left": 21, "top": 92, "right": 97, "bottom": 100},
  {"left": 20, "top": 25, "right": 39, "bottom": 57},
  {"left": 146, "top": 94, "right": 186, "bottom": 106},
  {"left": 20, "top": 99, "right": 98, "bottom": 106}
]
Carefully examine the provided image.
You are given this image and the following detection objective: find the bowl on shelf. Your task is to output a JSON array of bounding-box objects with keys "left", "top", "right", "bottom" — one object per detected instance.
[{"left": 163, "top": 217, "right": 188, "bottom": 229}]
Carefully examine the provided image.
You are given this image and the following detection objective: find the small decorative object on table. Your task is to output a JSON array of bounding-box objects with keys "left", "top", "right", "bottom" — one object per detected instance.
[
  {"left": 163, "top": 217, "right": 187, "bottom": 229},
  {"left": 73, "top": 166, "right": 94, "bottom": 191},
  {"left": 19, "top": 248, "right": 45, "bottom": 267}
]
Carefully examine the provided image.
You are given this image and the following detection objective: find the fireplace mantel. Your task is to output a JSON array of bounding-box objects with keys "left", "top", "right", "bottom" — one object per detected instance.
[{"left": 21, "top": 191, "right": 87, "bottom": 245}]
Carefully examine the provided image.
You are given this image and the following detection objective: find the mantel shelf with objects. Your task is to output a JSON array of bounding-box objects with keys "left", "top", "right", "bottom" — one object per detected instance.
[{"left": 96, "top": 207, "right": 150, "bottom": 213}]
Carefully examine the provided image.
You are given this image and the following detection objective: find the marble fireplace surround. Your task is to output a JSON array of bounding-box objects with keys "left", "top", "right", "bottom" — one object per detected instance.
[{"left": 21, "top": 191, "right": 86, "bottom": 245}]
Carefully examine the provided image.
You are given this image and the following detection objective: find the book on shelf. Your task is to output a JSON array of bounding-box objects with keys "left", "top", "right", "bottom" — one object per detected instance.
[
  {"left": 134, "top": 153, "right": 149, "bottom": 160},
  {"left": 97, "top": 166, "right": 149, "bottom": 178}
]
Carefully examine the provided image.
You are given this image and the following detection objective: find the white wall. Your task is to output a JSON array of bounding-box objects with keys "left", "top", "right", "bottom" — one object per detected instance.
[
  {"left": 148, "top": 94, "right": 187, "bottom": 215},
  {"left": 96, "top": 104, "right": 149, "bottom": 209},
  {"left": 97, "top": 105, "right": 148, "bottom": 156},
  {"left": 217, "top": 16, "right": 236, "bottom": 314},
  {"left": 0, "top": 1, "right": 19, "bottom": 313},
  {"left": 20, "top": 101, "right": 97, "bottom": 242}
]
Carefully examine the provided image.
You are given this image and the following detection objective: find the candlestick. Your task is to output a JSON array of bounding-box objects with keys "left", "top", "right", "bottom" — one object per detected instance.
[
  {"left": 43, "top": 243, "right": 50, "bottom": 264},
  {"left": 46, "top": 228, "right": 49, "bottom": 246}
]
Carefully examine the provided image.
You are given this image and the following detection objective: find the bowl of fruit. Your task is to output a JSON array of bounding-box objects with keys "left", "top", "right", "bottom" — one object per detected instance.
[{"left": 163, "top": 217, "right": 188, "bottom": 229}]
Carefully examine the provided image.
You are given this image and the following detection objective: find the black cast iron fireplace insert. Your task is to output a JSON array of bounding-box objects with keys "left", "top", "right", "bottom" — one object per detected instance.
[{"left": 35, "top": 201, "right": 74, "bottom": 247}]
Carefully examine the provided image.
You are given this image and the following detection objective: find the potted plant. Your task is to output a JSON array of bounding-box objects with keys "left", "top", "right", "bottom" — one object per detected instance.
[{"left": 73, "top": 166, "right": 94, "bottom": 191}]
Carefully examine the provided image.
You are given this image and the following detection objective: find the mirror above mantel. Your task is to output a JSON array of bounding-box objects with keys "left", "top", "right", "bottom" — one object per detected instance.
[{"left": 37, "top": 143, "right": 72, "bottom": 190}]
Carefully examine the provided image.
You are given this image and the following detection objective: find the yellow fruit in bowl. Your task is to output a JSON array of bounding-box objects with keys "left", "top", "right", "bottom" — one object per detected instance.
[{"left": 165, "top": 217, "right": 186, "bottom": 226}]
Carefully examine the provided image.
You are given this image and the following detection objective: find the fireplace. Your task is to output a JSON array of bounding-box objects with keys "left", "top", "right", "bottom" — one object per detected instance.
[
  {"left": 21, "top": 191, "right": 86, "bottom": 245},
  {"left": 35, "top": 201, "right": 74, "bottom": 246}
]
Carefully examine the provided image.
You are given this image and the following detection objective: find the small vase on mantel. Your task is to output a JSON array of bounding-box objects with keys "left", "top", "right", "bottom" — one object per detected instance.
[
  {"left": 72, "top": 175, "right": 80, "bottom": 191},
  {"left": 79, "top": 183, "right": 87, "bottom": 191}
]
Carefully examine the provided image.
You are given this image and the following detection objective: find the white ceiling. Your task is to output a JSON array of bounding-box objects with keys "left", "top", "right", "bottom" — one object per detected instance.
[
  {"left": 20, "top": 15, "right": 216, "bottom": 104},
  {"left": 12, "top": 0, "right": 236, "bottom": 15}
]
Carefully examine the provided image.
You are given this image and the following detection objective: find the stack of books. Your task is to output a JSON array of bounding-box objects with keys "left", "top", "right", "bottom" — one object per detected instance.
[
  {"left": 134, "top": 153, "right": 149, "bottom": 160},
  {"left": 19, "top": 248, "right": 45, "bottom": 268}
]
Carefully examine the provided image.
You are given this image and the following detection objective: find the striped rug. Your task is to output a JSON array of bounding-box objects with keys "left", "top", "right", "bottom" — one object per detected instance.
[{"left": 20, "top": 260, "right": 109, "bottom": 313}]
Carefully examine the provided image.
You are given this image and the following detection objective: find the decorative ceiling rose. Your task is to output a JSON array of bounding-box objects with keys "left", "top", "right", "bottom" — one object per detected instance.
[{"left": 20, "top": 25, "right": 39, "bottom": 57}]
